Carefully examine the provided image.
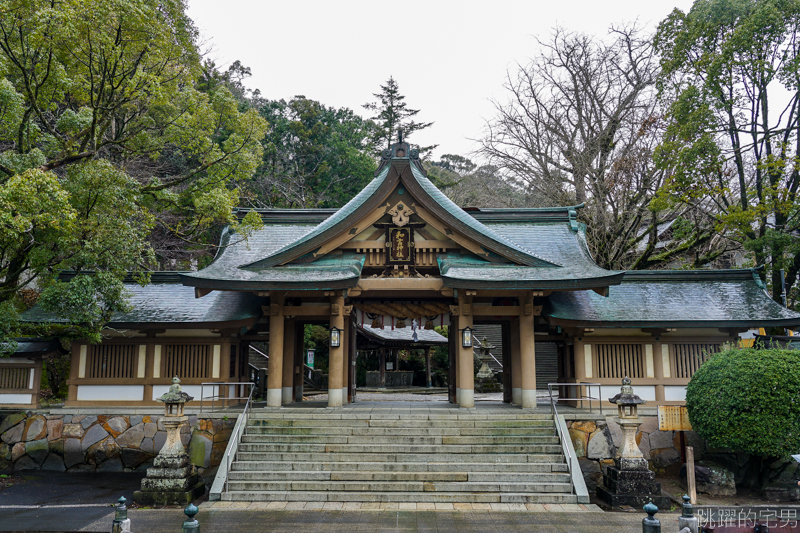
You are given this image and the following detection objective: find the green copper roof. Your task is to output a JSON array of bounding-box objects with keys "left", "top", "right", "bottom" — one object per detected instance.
[
  {"left": 438, "top": 252, "right": 623, "bottom": 290},
  {"left": 183, "top": 253, "right": 365, "bottom": 291},
  {"left": 544, "top": 269, "right": 800, "bottom": 327},
  {"left": 22, "top": 273, "right": 263, "bottom": 327}
]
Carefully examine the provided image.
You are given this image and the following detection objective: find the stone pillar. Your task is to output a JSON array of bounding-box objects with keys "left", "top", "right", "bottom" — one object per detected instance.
[
  {"left": 510, "top": 318, "right": 521, "bottom": 405},
  {"left": 328, "top": 294, "right": 344, "bottom": 407},
  {"left": 520, "top": 293, "right": 537, "bottom": 408},
  {"left": 266, "top": 295, "right": 284, "bottom": 407},
  {"left": 282, "top": 318, "right": 295, "bottom": 405},
  {"left": 458, "top": 296, "right": 474, "bottom": 408}
]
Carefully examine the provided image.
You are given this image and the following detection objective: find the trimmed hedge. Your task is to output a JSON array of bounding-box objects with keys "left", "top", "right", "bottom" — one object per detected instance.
[{"left": 685, "top": 347, "right": 800, "bottom": 458}]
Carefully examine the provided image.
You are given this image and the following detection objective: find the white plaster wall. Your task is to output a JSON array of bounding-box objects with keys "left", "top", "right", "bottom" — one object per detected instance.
[
  {"left": 77, "top": 385, "right": 143, "bottom": 401},
  {"left": 152, "top": 384, "right": 215, "bottom": 403},
  {"left": 0, "top": 393, "right": 32, "bottom": 404},
  {"left": 600, "top": 384, "right": 656, "bottom": 401},
  {"left": 664, "top": 385, "right": 688, "bottom": 402}
]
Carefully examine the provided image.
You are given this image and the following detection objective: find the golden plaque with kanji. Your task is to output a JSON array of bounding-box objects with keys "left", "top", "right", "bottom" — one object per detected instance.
[{"left": 657, "top": 405, "right": 692, "bottom": 431}]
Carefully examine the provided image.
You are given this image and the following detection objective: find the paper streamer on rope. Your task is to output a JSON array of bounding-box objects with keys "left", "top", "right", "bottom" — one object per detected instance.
[{"left": 355, "top": 309, "right": 449, "bottom": 330}]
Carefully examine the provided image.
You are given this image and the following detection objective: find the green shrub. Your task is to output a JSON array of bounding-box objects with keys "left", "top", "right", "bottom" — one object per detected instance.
[{"left": 685, "top": 346, "right": 800, "bottom": 458}]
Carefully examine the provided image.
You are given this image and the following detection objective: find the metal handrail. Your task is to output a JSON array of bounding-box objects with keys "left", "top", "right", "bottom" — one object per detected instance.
[
  {"left": 223, "top": 383, "right": 256, "bottom": 493},
  {"left": 249, "top": 345, "right": 269, "bottom": 360},
  {"left": 546, "top": 382, "right": 602, "bottom": 497},
  {"left": 200, "top": 381, "right": 255, "bottom": 411}
]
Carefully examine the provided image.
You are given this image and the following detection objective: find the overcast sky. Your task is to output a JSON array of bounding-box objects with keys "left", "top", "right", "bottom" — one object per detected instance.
[{"left": 187, "top": 0, "right": 695, "bottom": 161}]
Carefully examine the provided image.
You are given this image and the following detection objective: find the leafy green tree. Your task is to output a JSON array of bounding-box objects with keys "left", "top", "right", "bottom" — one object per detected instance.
[
  {"left": 363, "top": 77, "right": 435, "bottom": 156},
  {"left": 685, "top": 346, "right": 800, "bottom": 487},
  {"left": 654, "top": 0, "right": 800, "bottom": 304},
  {"left": 0, "top": 0, "right": 267, "bottom": 345},
  {"left": 248, "top": 96, "right": 376, "bottom": 208}
]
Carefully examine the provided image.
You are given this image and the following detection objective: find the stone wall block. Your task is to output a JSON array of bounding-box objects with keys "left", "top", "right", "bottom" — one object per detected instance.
[
  {"left": 143, "top": 423, "right": 157, "bottom": 439},
  {"left": 180, "top": 432, "right": 190, "bottom": 446},
  {"left": 587, "top": 427, "right": 616, "bottom": 460},
  {"left": 97, "top": 457, "right": 124, "bottom": 472},
  {"left": 568, "top": 428, "right": 588, "bottom": 457},
  {"left": 685, "top": 431, "right": 707, "bottom": 458},
  {"left": 79, "top": 416, "right": 97, "bottom": 429},
  {"left": 87, "top": 437, "right": 121, "bottom": 464},
  {"left": 116, "top": 424, "right": 145, "bottom": 448},
  {"left": 571, "top": 420, "right": 596, "bottom": 434},
  {"left": 0, "top": 442, "right": 9, "bottom": 460},
  {"left": 130, "top": 415, "right": 143, "bottom": 427},
  {"left": 24, "top": 416, "right": 46, "bottom": 441},
  {"left": 104, "top": 417, "right": 129, "bottom": 438},
  {"left": 604, "top": 417, "right": 624, "bottom": 448},
  {"left": 121, "top": 448, "right": 153, "bottom": 469},
  {"left": 638, "top": 416, "right": 659, "bottom": 434},
  {"left": 0, "top": 413, "right": 26, "bottom": 435},
  {"left": 62, "top": 424, "right": 84, "bottom": 439},
  {"left": 49, "top": 438, "right": 64, "bottom": 457},
  {"left": 1, "top": 423, "right": 23, "bottom": 444},
  {"left": 25, "top": 438, "right": 49, "bottom": 465},
  {"left": 648, "top": 430, "right": 674, "bottom": 450},
  {"left": 63, "top": 438, "right": 84, "bottom": 468},
  {"left": 42, "top": 453, "right": 66, "bottom": 472},
  {"left": 188, "top": 432, "right": 212, "bottom": 469},
  {"left": 213, "top": 426, "right": 233, "bottom": 443},
  {"left": 81, "top": 424, "right": 109, "bottom": 452},
  {"left": 11, "top": 442, "right": 25, "bottom": 461},
  {"left": 14, "top": 456, "right": 39, "bottom": 471},
  {"left": 153, "top": 431, "right": 166, "bottom": 453},
  {"left": 46, "top": 419, "right": 63, "bottom": 441},
  {"left": 637, "top": 432, "right": 651, "bottom": 460},
  {"left": 140, "top": 437, "right": 155, "bottom": 455},
  {"left": 651, "top": 447, "right": 680, "bottom": 468},
  {"left": 62, "top": 415, "right": 72, "bottom": 424}
]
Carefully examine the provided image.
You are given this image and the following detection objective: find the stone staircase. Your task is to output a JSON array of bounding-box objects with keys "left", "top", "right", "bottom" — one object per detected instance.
[{"left": 220, "top": 411, "right": 579, "bottom": 504}]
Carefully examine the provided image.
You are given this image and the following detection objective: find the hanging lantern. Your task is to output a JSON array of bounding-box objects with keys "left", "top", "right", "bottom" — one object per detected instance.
[
  {"left": 330, "top": 326, "right": 341, "bottom": 348},
  {"left": 461, "top": 326, "right": 473, "bottom": 348}
]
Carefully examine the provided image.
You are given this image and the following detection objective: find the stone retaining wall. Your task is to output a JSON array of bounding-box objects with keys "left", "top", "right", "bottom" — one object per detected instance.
[
  {"left": 0, "top": 411, "right": 235, "bottom": 474},
  {"left": 567, "top": 415, "right": 707, "bottom": 493}
]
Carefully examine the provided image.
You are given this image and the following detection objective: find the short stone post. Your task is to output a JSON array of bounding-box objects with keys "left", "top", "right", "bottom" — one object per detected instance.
[
  {"left": 111, "top": 496, "right": 130, "bottom": 533},
  {"left": 642, "top": 502, "right": 661, "bottom": 533},
  {"left": 181, "top": 503, "right": 199, "bottom": 533},
  {"left": 678, "top": 494, "right": 699, "bottom": 533}
]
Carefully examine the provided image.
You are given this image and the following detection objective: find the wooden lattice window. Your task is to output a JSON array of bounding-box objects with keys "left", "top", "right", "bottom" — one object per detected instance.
[
  {"left": 86, "top": 344, "right": 136, "bottom": 379},
  {"left": 672, "top": 344, "right": 721, "bottom": 379},
  {"left": 164, "top": 344, "right": 210, "bottom": 379},
  {"left": 0, "top": 367, "right": 30, "bottom": 389},
  {"left": 596, "top": 344, "right": 644, "bottom": 379}
]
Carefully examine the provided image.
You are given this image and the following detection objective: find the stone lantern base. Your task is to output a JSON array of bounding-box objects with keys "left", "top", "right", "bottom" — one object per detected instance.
[
  {"left": 596, "top": 457, "right": 671, "bottom": 509},
  {"left": 133, "top": 416, "right": 205, "bottom": 506}
]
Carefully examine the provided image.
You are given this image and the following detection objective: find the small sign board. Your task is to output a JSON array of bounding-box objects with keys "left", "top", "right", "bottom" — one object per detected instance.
[
  {"left": 306, "top": 349, "right": 314, "bottom": 369},
  {"left": 658, "top": 405, "right": 692, "bottom": 431},
  {"left": 386, "top": 361, "right": 394, "bottom": 370}
]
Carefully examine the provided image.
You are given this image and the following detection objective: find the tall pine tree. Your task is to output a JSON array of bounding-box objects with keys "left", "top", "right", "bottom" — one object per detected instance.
[{"left": 363, "top": 77, "right": 436, "bottom": 156}]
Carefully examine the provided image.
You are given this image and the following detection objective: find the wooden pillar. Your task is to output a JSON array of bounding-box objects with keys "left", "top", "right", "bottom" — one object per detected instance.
[
  {"left": 282, "top": 318, "right": 295, "bottom": 405},
  {"left": 294, "top": 323, "right": 304, "bottom": 402},
  {"left": 458, "top": 296, "right": 474, "bottom": 408},
  {"left": 510, "top": 318, "right": 522, "bottom": 405},
  {"left": 520, "top": 292, "right": 537, "bottom": 408},
  {"left": 425, "top": 347, "right": 432, "bottom": 388},
  {"left": 450, "top": 316, "right": 459, "bottom": 403},
  {"left": 328, "top": 294, "right": 344, "bottom": 407},
  {"left": 653, "top": 338, "right": 666, "bottom": 404},
  {"left": 267, "top": 295, "right": 285, "bottom": 407},
  {"left": 379, "top": 348, "right": 386, "bottom": 387},
  {"left": 502, "top": 321, "right": 512, "bottom": 403},
  {"left": 341, "top": 315, "right": 350, "bottom": 404}
]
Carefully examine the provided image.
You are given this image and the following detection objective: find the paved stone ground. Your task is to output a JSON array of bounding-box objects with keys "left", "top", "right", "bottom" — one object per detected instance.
[{"left": 78, "top": 508, "right": 673, "bottom": 533}]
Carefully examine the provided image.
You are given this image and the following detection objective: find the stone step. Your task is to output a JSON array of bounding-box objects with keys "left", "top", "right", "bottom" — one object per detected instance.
[
  {"left": 247, "top": 419, "right": 555, "bottom": 428},
  {"left": 244, "top": 426, "right": 556, "bottom": 436},
  {"left": 220, "top": 490, "right": 579, "bottom": 504},
  {"left": 231, "top": 461, "right": 569, "bottom": 473},
  {"left": 227, "top": 470, "right": 572, "bottom": 484},
  {"left": 236, "top": 443, "right": 565, "bottom": 454},
  {"left": 225, "top": 480, "right": 574, "bottom": 493},
  {"left": 247, "top": 413, "right": 554, "bottom": 422},
  {"left": 234, "top": 452, "right": 565, "bottom": 464},
  {"left": 239, "top": 435, "right": 560, "bottom": 445}
]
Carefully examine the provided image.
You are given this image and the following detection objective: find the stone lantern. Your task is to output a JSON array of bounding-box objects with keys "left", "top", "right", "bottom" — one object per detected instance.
[
  {"left": 596, "top": 377, "right": 670, "bottom": 509},
  {"left": 133, "top": 377, "right": 205, "bottom": 506},
  {"left": 474, "top": 336, "right": 501, "bottom": 393}
]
